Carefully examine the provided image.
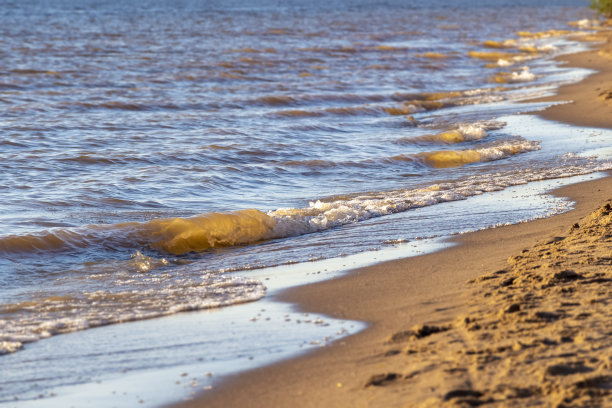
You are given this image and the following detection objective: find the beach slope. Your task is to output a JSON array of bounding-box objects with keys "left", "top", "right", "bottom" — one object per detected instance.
[{"left": 172, "top": 28, "right": 612, "bottom": 408}]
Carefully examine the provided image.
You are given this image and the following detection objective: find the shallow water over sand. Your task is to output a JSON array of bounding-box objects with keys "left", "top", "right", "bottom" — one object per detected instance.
[{"left": 1, "top": 0, "right": 612, "bottom": 404}]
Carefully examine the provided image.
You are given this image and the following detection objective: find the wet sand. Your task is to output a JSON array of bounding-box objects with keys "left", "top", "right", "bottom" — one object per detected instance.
[
  {"left": 172, "top": 28, "right": 612, "bottom": 408},
  {"left": 535, "top": 26, "right": 612, "bottom": 129}
]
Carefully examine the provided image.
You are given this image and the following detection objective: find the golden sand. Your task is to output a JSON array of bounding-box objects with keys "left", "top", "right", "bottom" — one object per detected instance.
[
  {"left": 173, "top": 28, "right": 612, "bottom": 408},
  {"left": 365, "top": 202, "right": 612, "bottom": 407}
]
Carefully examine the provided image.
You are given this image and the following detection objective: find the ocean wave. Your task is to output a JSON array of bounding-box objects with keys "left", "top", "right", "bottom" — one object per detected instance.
[
  {"left": 396, "top": 121, "right": 505, "bottom": 145},
  {"left": 2, "top": 155, "right": 611, "bottom": 356},
  {"left": 268, "top": 157, "right": 612, "bottom": 239},
  {"left": 271, "top": 92, "right": 472, "bottom": 118},
  {"left": 516, "top": 29, "right": 573, "bottom": 39},
  {"left": 414, "top": 52, "right": 449, "bottom": 59},
  {"left": 57, "top": 101, "right": 184, "bottom": 111},
  {"left": 280, "top": 159, "right": 339, "bottom": 168},
  {"left": 419, "top": 139, "right": 541, "bottom": 168},
  {"left": 252, "top": 91, "right": 396, "bottom": 107},
  {"left": 1, "top": 154, "right": 609, "bottom": 261},
  {"left": 482, "top": 39, "right": 557, "bottom": 54},
  {"left": 262, "top": 87, "right": 505, "bottom": 116},
  {"left": 0, "top": 209, "right": 276, "bottom": 256},
  {"left": 473, "top": 28, "right": 572, "bottom": 70},
  {"left": 272, "top": 109, "right": 325, "bottom": 117}
]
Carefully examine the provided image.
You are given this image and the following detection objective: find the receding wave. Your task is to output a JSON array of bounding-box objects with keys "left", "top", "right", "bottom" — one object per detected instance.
[
  {"left": 0, "top": 272, "right": 266, "bottom": 355},
  {"left": 419, "top": 139, "right": 541, "bottom": 168}
]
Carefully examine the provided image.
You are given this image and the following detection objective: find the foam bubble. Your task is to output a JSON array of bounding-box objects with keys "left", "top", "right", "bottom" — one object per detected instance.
[
  {"left": 0, "top": 340, "right": 23, "bottom": 355},
  {"left": 130, "top": 251, "right": 170, "bottom": 273},
  {"left": 492, "top": 66, "right": 537, "bottom": 83},
  {"left": 496, "top": 58, "right": 512, "bottom": 67},
  {"left": 511, "top": 66, "right": 537, "bottom": 82}
]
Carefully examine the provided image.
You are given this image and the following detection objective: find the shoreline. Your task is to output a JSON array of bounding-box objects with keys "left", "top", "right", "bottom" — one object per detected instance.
[
  {"left": 534, "top": 26, "right": 612, "bottom": 129},
  {"left": 172, "top": 28, "right": 612, "bottom": 407}
]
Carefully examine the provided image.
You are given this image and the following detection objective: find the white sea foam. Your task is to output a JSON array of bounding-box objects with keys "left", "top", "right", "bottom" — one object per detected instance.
[
  {"left": 268, "top": 155, "right": 611, "bottom": 237},
  {"left": 511, "top": 66, "right": 537, "bottom": 82},
  {"left": 0, "top": 275, "right": 266, "bottom": 355},
  {"left": 397, "top": 120, "right": 506, "bottom": 145},
  {"left": 568, "top": 18, "right": 599, "bottom": 29},
  {"left": 457, "top": 120, "right": 506, "bottom": 140},
  {"left": 0, "top": 340, "right": 23, "bottom": 355}
]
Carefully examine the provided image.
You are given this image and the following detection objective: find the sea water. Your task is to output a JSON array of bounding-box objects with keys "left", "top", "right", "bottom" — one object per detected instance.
[{"left": 1, "top": 0, "right": 612, "bottom": 405}]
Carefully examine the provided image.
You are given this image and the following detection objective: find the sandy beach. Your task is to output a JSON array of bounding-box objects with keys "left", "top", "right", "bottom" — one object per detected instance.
[
  {"left": 5, "top": 3, "right": 612, "bottom": 406},
  {"left": 170, "top": 27, "right": 612, "bottom": 408}
]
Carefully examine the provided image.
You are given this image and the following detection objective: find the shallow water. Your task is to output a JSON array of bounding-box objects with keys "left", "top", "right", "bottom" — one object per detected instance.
[
  {"left": 2, "top": 0, "right": 612, "bottom": 404},
  {"left": 0, "top": 173, "right": 605, "bottom": 407}
]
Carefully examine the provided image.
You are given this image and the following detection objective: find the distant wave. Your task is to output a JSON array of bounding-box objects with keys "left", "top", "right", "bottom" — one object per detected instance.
[{"left": 268, "top": 87, "right": 510, "bottom": 118}]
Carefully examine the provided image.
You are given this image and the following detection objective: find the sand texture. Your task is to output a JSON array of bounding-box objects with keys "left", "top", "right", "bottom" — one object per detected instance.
[
  {"left": 366, "top": 202, "right": 612, "bottom": 407},
  {"left": 536, "top": 25, "right": 612, "bottom": 129},
  {"left": 173, "top": 181, "right": 612, "bottom": 408},
  {"left": 172, "top": 28, "right": 612, "bottom": 408}
]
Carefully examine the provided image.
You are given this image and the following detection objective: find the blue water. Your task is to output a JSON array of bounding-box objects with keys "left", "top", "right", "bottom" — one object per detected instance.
[{"left": 1, "top": 0, "right": 612, "bottom": 405}]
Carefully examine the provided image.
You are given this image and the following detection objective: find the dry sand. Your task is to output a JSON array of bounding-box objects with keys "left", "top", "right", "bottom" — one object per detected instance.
[{"left": 172, "top": 28, "right": 612, "bottom": 408}]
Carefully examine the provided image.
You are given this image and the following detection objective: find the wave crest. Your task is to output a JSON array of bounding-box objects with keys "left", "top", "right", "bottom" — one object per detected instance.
[
  {"left": 420, "top": 139, "right": 541, "bottom": 168},
  {"left": 144, "top": 209, "right": 276, "bottom": 254},
  {"left": 0, "top": 210, "right": 277, "bottom": 257}
]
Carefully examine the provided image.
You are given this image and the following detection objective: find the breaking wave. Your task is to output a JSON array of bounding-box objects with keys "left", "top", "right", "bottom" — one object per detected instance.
[
  {"left": 396, "top": 121, "right": 505, "bottom": 145},
  {"left": 419, "top": 139, "right": 541, "bottom": 168},
  {"left": 1, "top": 154, "right": 609, "bottom": 261}
]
